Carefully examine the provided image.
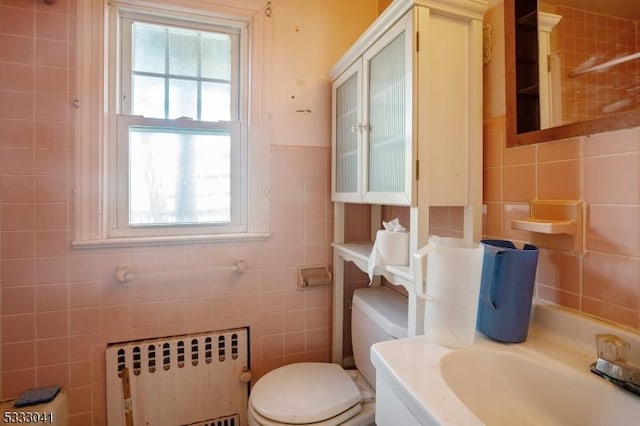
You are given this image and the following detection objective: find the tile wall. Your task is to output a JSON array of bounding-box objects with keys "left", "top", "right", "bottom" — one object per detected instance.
[
  {"left": 484, "top": 1, "right": 640, "bottom": 331},
  {"left": 0, "top": 1, "right": 340, "bottom": 424},
  {"left": 483, "top": 115, "right": 640, "bottom": 328},
  {"left": 546, "top": 4, "right": 639, "bottom": 122},
  {"left": 3, "top": 0, "right": 638, "bottom": 423}
]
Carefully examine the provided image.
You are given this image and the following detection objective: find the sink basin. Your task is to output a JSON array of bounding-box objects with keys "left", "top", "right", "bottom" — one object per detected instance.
[
  {"left": 372, "top": 302, "right": 640, "bottom": 425},
  {"left": 441, "top": 348, "right": 640, "bottom": 425}
]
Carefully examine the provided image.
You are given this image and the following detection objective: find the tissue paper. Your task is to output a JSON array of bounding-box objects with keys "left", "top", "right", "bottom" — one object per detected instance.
[{"left": 367, "top": 218, "right": 409, "bottom": 282}]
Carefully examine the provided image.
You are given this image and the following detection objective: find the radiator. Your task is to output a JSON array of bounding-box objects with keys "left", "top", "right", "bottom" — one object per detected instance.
[{"left": 106, "top": 328, "right": 249, "bottom": 426}]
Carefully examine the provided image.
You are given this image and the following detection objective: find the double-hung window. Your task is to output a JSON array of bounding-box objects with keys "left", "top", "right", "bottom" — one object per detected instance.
[
  {"left": 112, "top": 11, "right": 246, "bottom": 238},
  {"left": 73, "top": 1, "right": 270, "bottom": 247}
]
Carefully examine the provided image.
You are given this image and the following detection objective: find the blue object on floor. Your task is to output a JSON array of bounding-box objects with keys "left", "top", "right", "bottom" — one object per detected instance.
[{"left": 14, "top": 385, "right": 61, "bottom": 408}]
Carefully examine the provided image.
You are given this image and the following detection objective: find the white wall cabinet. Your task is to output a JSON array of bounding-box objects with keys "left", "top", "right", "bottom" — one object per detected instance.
[
  {"left": 332, "top": 12, "right": 413, "bottom": 205},
  {"left": 330, "top": 0, "right": 487, "bottom": 365}
]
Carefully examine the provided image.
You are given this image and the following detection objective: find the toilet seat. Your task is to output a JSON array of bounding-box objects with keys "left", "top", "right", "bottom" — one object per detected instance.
[{"left": 249, "top": 363, "right": 363, "bottom": 424}]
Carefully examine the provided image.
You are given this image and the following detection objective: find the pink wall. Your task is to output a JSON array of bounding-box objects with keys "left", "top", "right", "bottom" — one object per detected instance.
[
  {"left": 484, "top": 2, "right": 640, "bottom": 330},
  {"left": 484, "top": 117, "right": 640, "bottom": 328},
  {"left": 0, "top": 1, "right": 347, "bottom": 424},
  {"left": 549, "top": 4, "right": 639, "bottom": 122},
  {"left": 2, "top": 0, "right": 638, "bottom": 423}
]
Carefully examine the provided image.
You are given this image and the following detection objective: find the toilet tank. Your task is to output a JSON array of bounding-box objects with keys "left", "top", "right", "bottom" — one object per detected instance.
[{"left": 351, "top": 286, "right": 408, "bottom": 388}]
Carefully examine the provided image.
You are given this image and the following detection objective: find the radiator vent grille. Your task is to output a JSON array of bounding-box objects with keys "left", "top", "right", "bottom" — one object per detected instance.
[
  {"left": 185, "top": 414, "right": 240, "bottom": 426},
  {"left": 106, "top": 328, "right": 249, "bottom": 426},
  {"left": 112, "top": 333, "right": 243, "bottom": 375}
]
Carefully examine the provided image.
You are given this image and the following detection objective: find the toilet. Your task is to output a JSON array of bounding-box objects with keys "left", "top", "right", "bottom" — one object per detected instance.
[{"left": 248, "top": 286, "right": 408, "bottom": 425}]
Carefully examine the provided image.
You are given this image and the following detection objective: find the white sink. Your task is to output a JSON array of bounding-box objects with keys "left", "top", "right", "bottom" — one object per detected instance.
[
  {"left": 441, "top": 348, "right": 640, "bottom": 425},
  {"left": 372, "top": 301, "right": 640, "bottom": 425}
]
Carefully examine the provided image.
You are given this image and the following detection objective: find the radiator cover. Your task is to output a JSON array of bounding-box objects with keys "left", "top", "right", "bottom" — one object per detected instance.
[{"left": 106, "top": 328, "right": 249, "bottom": 426}]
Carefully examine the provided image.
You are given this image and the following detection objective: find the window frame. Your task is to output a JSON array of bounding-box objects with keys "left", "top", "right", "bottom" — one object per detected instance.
[
  {"left": 73, "top": 0, "right": 271, "bottom": 248},
  {"left": 119, "top": 14, "right": 241, "bottom": 120},
  {"left": 112, "top": 10, "right": 247, "bottom": 238},
  {"left": 112, "top": 116, "right": 245, "bottom": 237}
]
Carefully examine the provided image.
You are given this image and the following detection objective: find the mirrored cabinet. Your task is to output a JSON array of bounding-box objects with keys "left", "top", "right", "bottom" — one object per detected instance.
[{"left": 504, "top": 0, "right": 640, "bottom": 146}]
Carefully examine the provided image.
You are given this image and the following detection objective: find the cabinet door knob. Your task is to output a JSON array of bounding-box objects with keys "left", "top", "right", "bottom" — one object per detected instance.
[{"left": 351, "top": 123, "right": 369, "bottom": 133}]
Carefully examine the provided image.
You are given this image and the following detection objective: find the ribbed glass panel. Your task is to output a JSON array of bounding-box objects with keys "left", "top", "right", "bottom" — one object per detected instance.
[
  {"left": 335, "top": 73, "right": 359, "bottom": 193},
  {"left": 368, "top": 32, "right": 405, "bottom": 193}
]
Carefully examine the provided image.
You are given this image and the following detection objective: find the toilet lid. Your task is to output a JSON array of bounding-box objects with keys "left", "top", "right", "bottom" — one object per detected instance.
[{"left": 250, "top": 363, "right": 363, "bottom": 424}]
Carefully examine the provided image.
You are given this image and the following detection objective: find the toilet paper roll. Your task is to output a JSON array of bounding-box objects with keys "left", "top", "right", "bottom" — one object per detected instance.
[
  {"left": 377, "top": 230, "right": 409, "bottom": 265},
  {"left": 304, "top": 275, "right": 332, "bottom": 287},
  {"left": 367, "top": 230, "right": 409, "bottom": 282},
  {"left": 297, "top": 266, "right": 332, "bottom": 288}
]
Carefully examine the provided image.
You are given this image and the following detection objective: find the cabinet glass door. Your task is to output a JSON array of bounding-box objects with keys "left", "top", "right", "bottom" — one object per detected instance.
[
  {"left": 368, "top": 33, "right": 405, "bottom": 192},
  {"left": 363, "top": 13, "right": 412, "bottom": 204},
  {"left": 332, "top": 60, "right": 362, "bottom": 202}
]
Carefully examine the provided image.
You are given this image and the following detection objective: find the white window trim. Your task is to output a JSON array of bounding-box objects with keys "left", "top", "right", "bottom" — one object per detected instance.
[{"left": 73, "top": 0, "right": 271, "bottom": 248}]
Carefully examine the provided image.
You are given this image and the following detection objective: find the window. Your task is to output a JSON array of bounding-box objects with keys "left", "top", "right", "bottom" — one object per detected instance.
[
  {"left": 73, "top": 1, "right": 270, "bottom": 247},
  {"left": 113, "top": 12, "right": 245, "bottom": 237}
]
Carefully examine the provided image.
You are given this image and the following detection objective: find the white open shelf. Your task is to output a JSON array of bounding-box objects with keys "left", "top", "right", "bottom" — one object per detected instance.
[{"left": 332, "top": 242, "right": 413, "bottom": 291}]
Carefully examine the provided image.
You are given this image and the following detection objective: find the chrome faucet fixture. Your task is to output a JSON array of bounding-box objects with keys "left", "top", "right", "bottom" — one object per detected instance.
[{"left": 591, "top": 333, "right": 640, "bottom": 396}]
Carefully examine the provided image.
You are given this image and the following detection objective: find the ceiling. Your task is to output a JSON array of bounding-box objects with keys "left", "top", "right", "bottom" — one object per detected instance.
[{"left": 542, "top": 0, "right": 640, "bottom": 20}]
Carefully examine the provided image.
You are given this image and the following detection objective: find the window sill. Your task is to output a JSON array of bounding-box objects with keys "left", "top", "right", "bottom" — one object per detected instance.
[{"left": 72, "top": 232, "right": 271, "bottom": 249}]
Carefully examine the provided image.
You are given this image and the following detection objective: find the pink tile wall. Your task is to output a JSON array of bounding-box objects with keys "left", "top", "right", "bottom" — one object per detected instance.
[
  {"left": 483, "top": 115, "right": 640, "bottom": 329},
  {"left": 549, "top": 4, "right": 639, "bottom": 122},
  {"left": 0, "top": 2, "right": 334, "bottom": 424}
]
